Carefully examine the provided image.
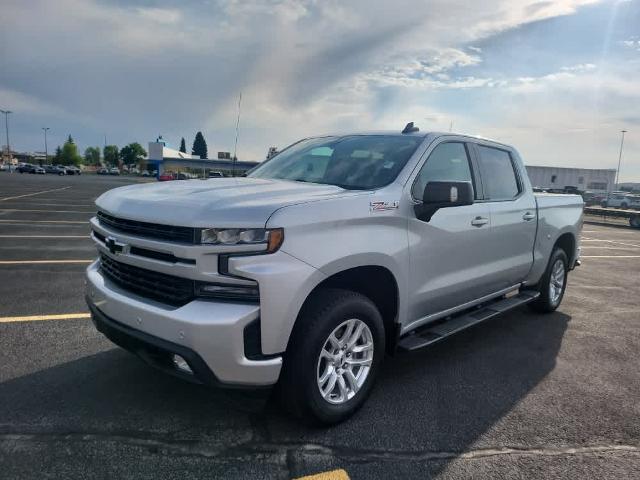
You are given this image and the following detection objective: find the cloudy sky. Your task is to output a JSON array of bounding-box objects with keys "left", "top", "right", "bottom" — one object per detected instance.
[{"left": 1, "top": 0, "right": 639, "bottom": 180}]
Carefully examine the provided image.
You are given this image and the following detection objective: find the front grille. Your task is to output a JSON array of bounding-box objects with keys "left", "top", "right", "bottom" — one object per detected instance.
[
  {"left": 93, "top": 230, "right": 195, "bottom": 265},
  {"left": 99, "top": 254, "right": 194, "bottom": 306},
  {"left": 97, "top": 211, "right": 197, "bottom": 244}
]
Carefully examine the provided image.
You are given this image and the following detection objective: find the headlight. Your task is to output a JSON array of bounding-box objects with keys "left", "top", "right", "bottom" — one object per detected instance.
[{"left": 200, "top": 227, "right": 284, "bottom": 253}]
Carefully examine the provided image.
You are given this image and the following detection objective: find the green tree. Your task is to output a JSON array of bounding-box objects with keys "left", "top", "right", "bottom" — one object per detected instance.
[
  {"left": 192, "top": 131, "right": 208, "bottom": 159},
  {"left": 53, "top": 146, "right": 62, "bottom": 164},
  {"left": 83, "top": 146, "right": 101, "bottom": 166},
  {"left": 103, "top": 145, "right": 119, "bottom": 167},
  {"left": 180, "top": 137, "right": 186, "bottom": 153},
  {"left": 120, "top": 142, "right": 147, "bottom": 166},
  {"left": 60, "top": 136, "right": 82, "bottom": 166}
]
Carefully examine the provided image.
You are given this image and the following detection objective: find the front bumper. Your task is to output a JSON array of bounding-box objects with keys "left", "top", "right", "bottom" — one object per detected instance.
[{"left": 86, "top": 260, "right": 282, "bottom": 387}]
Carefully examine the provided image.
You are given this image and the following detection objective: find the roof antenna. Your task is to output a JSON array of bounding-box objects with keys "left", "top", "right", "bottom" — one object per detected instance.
[
  {"left": 402, "top": 122, "right": 419, "bottom": 134},
  {"left": 232, "top": 91, "right": 242, "bottom": 177}
]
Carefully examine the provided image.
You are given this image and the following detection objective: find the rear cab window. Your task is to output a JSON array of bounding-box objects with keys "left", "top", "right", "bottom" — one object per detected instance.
[{"left": 476, "top": 145, "right": 521, "bottom": 201}]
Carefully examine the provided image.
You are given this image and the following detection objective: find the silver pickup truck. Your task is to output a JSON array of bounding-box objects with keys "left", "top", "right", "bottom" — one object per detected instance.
[{"left": 86, "top": 127, "right": 583, "bottom": 424}]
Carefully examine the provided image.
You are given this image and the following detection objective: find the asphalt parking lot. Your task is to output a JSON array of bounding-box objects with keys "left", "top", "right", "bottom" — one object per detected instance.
[{"left": 1, "top": 173, "right": 639, "bottom": 479}]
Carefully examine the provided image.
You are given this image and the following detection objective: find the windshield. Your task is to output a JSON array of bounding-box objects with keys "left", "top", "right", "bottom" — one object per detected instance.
[{"left": 247, "top": 135, "right": 422, "bottom": 190}]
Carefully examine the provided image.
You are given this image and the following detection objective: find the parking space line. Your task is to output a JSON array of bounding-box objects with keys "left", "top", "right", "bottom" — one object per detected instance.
[
  {"left": 0, "top": 186, "right": 71, "bottom": 202},
  {"left": 581, "top": 255, "right": 640, "bottom": 258},
  {"left": 0, "top": 313, "right": 90, "bottom": 323},
  {"left": 581, "top": 239, "right": 640, "bottom": 248},
  {"left": 0, "top": 203, "right": 94, "bottom": 207},
  {"left": 580, "top": 246, "right": 640, "bottom": 250},
  {"left": 0, "top": 260, "right": 93, "bottom": 265},
  {"left": 0, "top": 208, "right": 94, "bottom": 214},
  {"left": 0, "top": 235, "right": 89, "bottom": 238},
  {"left": 0, "top": 219, "right": 88, "bottom": 224}
]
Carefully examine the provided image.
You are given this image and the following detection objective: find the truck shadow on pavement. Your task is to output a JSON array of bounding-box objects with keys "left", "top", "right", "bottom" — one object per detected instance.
[{"left": 0, "top": 308, "right": 569, "bottom": 478}]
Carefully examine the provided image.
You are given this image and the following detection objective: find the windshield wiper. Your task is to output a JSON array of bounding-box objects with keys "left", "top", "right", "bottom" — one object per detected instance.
[
  {"left": 332, "top": 183, "right": 370, "bottom": 190},
  {"left": 289, "top": 178, "right": 369, "bottom": 190}
]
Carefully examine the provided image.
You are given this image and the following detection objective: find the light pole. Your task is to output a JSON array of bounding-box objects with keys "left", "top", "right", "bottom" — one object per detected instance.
[
  {"left": 615, "top": 129, "right": 627, "bottom": 189},
  {"left": 42, "top": 127, "right": 50, "bottom": 166},
  {"left": 0, "top": 109, "right": 12, "bottom": 171}
]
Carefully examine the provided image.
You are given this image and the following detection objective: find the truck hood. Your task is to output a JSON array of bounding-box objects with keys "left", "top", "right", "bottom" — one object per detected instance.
[{"left": 96, "top": 177, "right": 364, "bottom": 227}]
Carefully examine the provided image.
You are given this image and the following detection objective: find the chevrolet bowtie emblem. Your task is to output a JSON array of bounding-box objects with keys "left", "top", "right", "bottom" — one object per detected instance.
[{"left": 105, "top": 236, "right": 126, "bottom": 255}]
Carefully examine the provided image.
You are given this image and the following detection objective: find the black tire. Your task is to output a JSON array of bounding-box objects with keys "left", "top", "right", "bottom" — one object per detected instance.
[
  {"left": 630, "top": 216, "right": 640, "bottom": 229},
  {"left": 621, "top": 203, "right": 628, "bottom": 209},
  {"left": 279, "top": 288, "right": 385, "bottom": 425},
  {"left": 528, "top": 248, "right": 569, "bottom": 313}
]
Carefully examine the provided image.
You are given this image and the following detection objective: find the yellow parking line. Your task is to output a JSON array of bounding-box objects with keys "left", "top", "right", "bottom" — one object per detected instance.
[
  {"left": 0, "top": 208, "right": 94, "bottom": 214},
  {"left": 295, "top": 470, "right": 350, "bottom": 480},
  {"left": 0, "top": 260, "right": 93, "bottom": 265},
  {"left": 0, "top": 313, "right": 90, "bottom": 323},
  {"left": 0, "top": 219, "right": 88, "bottom": 224},
  {"left": 0, "top": 186, "right": 71, "bottom": 202}
]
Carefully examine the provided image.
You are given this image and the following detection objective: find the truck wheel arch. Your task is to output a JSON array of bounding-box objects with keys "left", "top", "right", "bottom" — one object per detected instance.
[
  {"left": 554, "top": 232, "right": 576, "bottom": 267},
  {"left": 290, "top": 265, "right": 400, "bottom": 355}
]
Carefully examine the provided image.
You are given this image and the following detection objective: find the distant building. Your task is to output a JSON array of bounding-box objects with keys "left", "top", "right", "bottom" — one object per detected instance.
[
  {"left": 525, "top": 166, "right": 616, "bottom": 192},
  {"left": 147, "top": 139, "right": 258, "bottom": 177}
]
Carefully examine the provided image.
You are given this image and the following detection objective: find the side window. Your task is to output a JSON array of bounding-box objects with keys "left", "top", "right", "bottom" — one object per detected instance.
[
  {"left": 477, "top": 145, "right": 520, "bottom": 200},
  {"left": 412, "top": 142, "right": 475, "bottom": 200}
]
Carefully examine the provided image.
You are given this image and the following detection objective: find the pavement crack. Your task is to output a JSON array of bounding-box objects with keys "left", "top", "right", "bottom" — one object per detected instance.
[{"left": 1, "top": 432, "right": 639, "bottom": 464}]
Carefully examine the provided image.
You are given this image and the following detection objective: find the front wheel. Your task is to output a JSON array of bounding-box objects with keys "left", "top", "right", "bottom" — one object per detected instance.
[
  {"left": 279, "top": 288, "right": 385, "bottom": 424},
  {"left": 528, "top": 248, "right": 568, "bottom": 313}
]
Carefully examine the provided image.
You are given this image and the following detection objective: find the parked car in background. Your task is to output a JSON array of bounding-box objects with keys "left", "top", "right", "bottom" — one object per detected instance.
[
  {"left": 582, "top": 190, "right": 606, "bottom": 206},
  {"left": 65, "top": 166, "right": 82, "bottom": 175},
  {"left": 109, "top": 168, "right": 120, "bottom": 175},
  {"left": 34, "top": 166, "right": 46, "bottom": 174},
  {"left": 601, "top": 192, "right": 640, "bottom": 209},
  {"left": 208, "top": 171, "right": 224, "bottom": 178},
  {"left": 140, "top": 170, "right": 150, "bottom": 177},
  {"left": 87, "top": 128, "right": 584, "bottom": 424},
  {"left": 17, "top": 163, "right": 36, "bottom": 173},
  {"left": 0, "top": 164, "right": 9, "bottom": 172},
  {"left": 97, "top": 167, "right": 109, "bottom": 175},
  {"left": 158, "top": 172, "right": 176, "bottom": 181},
  {"left": 44, "top": 165, "right": 66, "bottom": 175}
]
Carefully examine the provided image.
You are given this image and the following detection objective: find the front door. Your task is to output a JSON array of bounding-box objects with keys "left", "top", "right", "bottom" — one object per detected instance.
[{"left": 406, "top": 141, "right": 494, "bottom": 326}]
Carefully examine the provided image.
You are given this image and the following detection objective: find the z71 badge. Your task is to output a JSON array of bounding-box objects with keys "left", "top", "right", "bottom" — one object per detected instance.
[{"left": 370, "top": 200, "right": 399, "bottom": 212}]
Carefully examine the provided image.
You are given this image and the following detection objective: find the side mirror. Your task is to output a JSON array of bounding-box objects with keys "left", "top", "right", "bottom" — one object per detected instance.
[{"left": 414, "top": 181, "right": 474, "bottom": 222}]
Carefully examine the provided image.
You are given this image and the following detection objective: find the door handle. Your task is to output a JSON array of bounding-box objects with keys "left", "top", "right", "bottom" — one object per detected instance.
[
  {"left": 522, "top": 212, "right": 536, "bottom": 221},
  {"left": 471, "top": 216, "right": 489, "bottom": 227}
]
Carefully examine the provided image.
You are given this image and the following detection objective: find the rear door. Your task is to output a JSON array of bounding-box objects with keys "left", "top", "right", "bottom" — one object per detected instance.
[{"left": 473, "top": 144, "right": 537, "bottom": 288}]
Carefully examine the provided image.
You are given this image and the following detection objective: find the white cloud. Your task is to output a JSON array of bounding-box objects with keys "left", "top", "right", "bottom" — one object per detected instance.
[{"left": 4, "top": 0, "right": 639, "bottom": 179}]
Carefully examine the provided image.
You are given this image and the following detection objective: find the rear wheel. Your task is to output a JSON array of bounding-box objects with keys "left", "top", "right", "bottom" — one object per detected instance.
[
  {"left": 630, "top": 215, "right": 640, "bottom": 229},
  {"left": 528, "top": 248, "right": 568, "bottom": 313},
  {"left": 279, "top": 288, "right": 385, "bottom": 424}
]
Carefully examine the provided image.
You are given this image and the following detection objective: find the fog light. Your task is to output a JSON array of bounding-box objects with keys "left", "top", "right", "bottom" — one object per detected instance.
[{"left": 172, "top": 354, "right": 192, "bottom": 373}]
